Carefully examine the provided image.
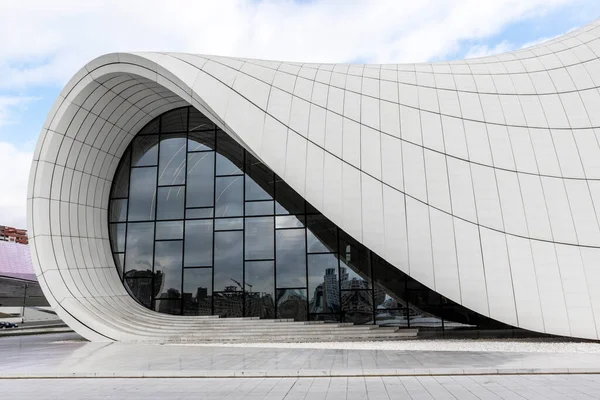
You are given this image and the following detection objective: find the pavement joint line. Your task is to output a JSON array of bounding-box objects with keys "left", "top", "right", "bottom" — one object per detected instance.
[{"left": 2, "top": 368, "right": 600, "bottom": 379}]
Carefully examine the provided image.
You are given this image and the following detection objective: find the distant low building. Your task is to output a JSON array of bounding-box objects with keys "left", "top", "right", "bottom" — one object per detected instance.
[{"left": 0, "top": 225, "right": 28, "bottom": 245}]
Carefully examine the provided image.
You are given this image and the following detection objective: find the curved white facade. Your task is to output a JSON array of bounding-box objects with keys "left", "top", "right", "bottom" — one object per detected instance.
[{"left": 28, "top": 20, "right": 600, "bottom": 341}]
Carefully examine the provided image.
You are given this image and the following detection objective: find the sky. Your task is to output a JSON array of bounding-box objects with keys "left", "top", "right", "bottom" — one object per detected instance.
[{"left": 1, "top": 0, "right": 599, "bottom": 229}]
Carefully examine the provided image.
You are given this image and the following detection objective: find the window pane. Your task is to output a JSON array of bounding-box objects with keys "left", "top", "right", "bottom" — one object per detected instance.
[
  {"left": 183, "top": 268, "right": 212, "bottom": 315},
  {"left": 189, "top": 108, "right": 215, "bottom": 132},
  {"left": 125, "top": 277, "right": 152, "bottom": 308},
  {"left": 157, "top": 186, "right": 185, "bottom": 220},
  {"left": 154, "top": 240, "right": 183, "bottom": 299},
  {"left": 160, "top": 107, "right": 188, "bottom": 133},
  {"left": 138, "top": 118, "right": 159, "bottom": 135},
  {"left": 111, "top": 149, "right": 130, "bottom": 198},
  {"left": 124, "top": 222, "right": 154, "bottom": 276},
  {"left": 339, "top": 231, "right": 371, "bottom": 289},
  {"left": 341, "top": 290, "right": 374, "bottom": 324},
  {"left": 215, "top": 176, "right": 243, "bottom": 217},
  {"left": 109, "top": 199, "right": 127, "bottom": 222},
  {"left": 372, "top": 256, "right": 405, "bottom": 309},
  {"left": 185, "top": 208, "right": 214, "bottom": 219},
  {"left": 213, "top": 231, "right": 243, "bottom": 292},
  {"left": 276, "top": 289, "right": 307, "bottom": 321},
  {"left": 375, "top": 308, "right": 408, "bottom": 327},
  {"left": 276, "top": 229, "right": 306, "bottom": 287},
  {"left": 245, "top": 261, "right": 275, "bottom": 318},
  {"left": 187, "top": 152, "right": 214, "bottom": 208},
  {"left": 275, "top": 179, "right": 305, "bottom": 215},
  {"left": 245, "top": 201, "right": 274, "bottom": 216},
  {"left": 184, "top": 220, "right": 213, "bottom": 267},
  {"left": 245, "top": 159, "right": 274, "bottom": 201},
  {"left": 215, "top": 218, "right": 243, "bottom": 231},
  {"left": 275, "top": 215, "right": 305, "bottom": 229},
  {"left": 154, "top": 299, "right": 181, "bottom": 315},
  {"left": 113, "top": 253, "right": 124, "bottom": 278},
  {"left": 189, "top": 131, "right": 215, "bottom": 151},
  {"left": 214, "top": 292, "right": 243, "bottom": 318},
  {"left": 245, "top": 217, "right": 274, "bottom": 260},
  {"left": 155, "top": 221, "right": 183, "bottom": 240},
  {"left": 131, "top": 135, "right": 158, "bottom": 166},
  {"left": 109, "top": 223, "right": 126, "bottom": 252},
  {"left": 308, "top": 253, "right": 340, "bottom": 313},
  {"left": 307, "top": 215, "right": 337, "bottom": 253},
  {"left": 216, "top": 130, "right": 243, "bottom": 175},
  {"left": 158, "top": 136, "right": 186, "bottom": 186},
  {"left": 128, "top": 167, "right": 157, "bottom": 221}
]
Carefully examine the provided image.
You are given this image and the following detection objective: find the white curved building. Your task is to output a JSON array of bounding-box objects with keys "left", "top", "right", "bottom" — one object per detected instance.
[{"left": 28, "top": 20, "right": 600, "bottom": 341}]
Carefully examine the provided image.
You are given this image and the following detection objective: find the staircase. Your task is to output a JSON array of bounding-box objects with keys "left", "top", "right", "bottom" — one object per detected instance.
[{"left": 149, "top": 316, "right": 418, "bottom": 343}]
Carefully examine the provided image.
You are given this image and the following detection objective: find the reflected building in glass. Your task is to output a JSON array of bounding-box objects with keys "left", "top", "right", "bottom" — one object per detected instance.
[{"left": 108, "top": 106, "right": 510, "bottom": 333}]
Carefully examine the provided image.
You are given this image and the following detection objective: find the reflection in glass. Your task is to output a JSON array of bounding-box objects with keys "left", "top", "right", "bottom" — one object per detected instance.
[
  {"left": 245, "top": 217, "right": 274, "bottom": 260},
  {"left": 245, "top": 169, "right": 273, "bottom": 200},
  {"left": 307, "top": 215, "right": 337, "bottom": 253},
  {"left": 186, "top": 208, "right": 214, "bottom": 219},
  {"left": 110, "top": 223, "right": 126, "bottom": 252},
  {"left": 157, "top": 186, "right": 184, "bottom": 220},
  {"left": 245, "top": 201, "right": 274, "bottom": 216},
  {"left": 276, "top": 229, "right": 306, "bottom": 287},
  {"left": 215, "top": 176, "right": 243, "bottom": 217},
  {"left": 375, "top": 309, "right": 408, "bottom": 327},
  {"left": 184, "top": 220, "right": 213, "bottom": 267},
  {"left": 213, "top": 231, "right": 243, "bottom": 292},
  {"left": 154, "top": 299, "right": 182, "bottom": 315},
  {"left": 275, "top": 215, "right": 305, "bottom": 229},
  {"left": 113, "top": 253, "right": 125, "bottom": 278},
  {"left": 189, "top": 131, "right": 215, "bottom": 151},
  {"left": 216, "top": 131, "right": 243, "bottom": 175},
  {"left": 189, "top": 108, "right": 215, "bottom": 132},
  {"left": 109, "top": 199, "right": 127, "bottom": 222},
  {"left": 128, "top": 167, "right": 157, "bottom": 221},
  {"left": 124, "top": 222, "right": 154, "bottom": 275},
  {"left": 215, "top": 218, "right": 243, "bottom": 231},
  {"left": 308, "top": 253, "right": 340, "bottom": 313},
  {"left": 183, "top": 268, "right": 212, "bottom": 315},
  {"left": 276, "top": 289, "right": 307, "bottom": 321},
  {"left": 155, "top": 221, "right": 183, "bottom": 240},
  {"left": 245, "top": 261, "right": 275, "bottom": 318},
  {"left": 275, "top": 179, "right": 304, "bottom": 215},
  {"left": 138, "top": 118, "right": 159, "bottom": 135},
  {"left": 187, "top": 152, "right": 214, "bottom": 208},
  {"left": 161, "top": 108, "right": 187, "bottom": 133},
  {"left": 158, "top": 136, "right": 186, "bottom": 186},
  {"left": 154, "top": 241, "right": 183, "bottom": 299},
  {"left": 341, "top": 290, "right": 373, "bottom": 324},
  {"left": 110, "top": 106, "right": 513, "bottom": 334},
  {"left": 131, "top": 135, "right": 158, "bottom": 166},
  {"left": 111, "top": 150, "right": 130, "bottom": 198},
  {"left": 125, "top": 277, "right": 152, "bottom": 308}
]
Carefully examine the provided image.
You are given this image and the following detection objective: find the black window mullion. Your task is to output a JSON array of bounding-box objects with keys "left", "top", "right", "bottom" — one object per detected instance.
[{"left": 180, "top": 108, "right": 189, "bottom": 315}]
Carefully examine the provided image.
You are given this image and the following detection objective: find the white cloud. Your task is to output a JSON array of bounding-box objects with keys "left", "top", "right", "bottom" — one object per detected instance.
[
  {"left": 0, "top": 142, "right": 31, "bottom": 229},
  {"left": 0, "top": 0, "right": 587, "bottom": 89},
  {"left": 465, "top": 41, "right": 515, "bottom": 59},
  {"left": 0, "top": 96, "right": 37, "bottom": 127}
]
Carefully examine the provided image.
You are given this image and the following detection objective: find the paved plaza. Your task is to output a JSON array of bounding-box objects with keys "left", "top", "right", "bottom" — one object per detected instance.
[
  {"left": 2, "top": 375, "right": 600, "bottom": 399},
  {"left": 3, "top": 333, "right": 600, "bottom": 398}
]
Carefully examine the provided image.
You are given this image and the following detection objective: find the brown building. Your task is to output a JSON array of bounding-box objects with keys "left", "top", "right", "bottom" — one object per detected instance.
[{"left": 0, "top": 226, "right": 28, "bottom": 245}]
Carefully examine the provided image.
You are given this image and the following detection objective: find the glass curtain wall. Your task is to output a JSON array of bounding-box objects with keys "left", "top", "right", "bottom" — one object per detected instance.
[{"left": 109, "top": 106, "right": 515, "bottom": 336}]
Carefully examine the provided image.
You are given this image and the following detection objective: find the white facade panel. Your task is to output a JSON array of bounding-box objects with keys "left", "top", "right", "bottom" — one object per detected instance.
[{"left": 29, "top": 23, "right": 600, "bottom": 341}]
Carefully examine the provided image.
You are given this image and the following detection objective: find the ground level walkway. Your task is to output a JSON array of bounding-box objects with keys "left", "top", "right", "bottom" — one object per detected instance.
[{"left": 2, "top": 333, "right": 600, "bottom": 378}]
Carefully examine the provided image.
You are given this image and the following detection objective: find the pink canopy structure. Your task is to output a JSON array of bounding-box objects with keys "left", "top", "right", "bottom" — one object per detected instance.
[{"left": 0, "top": 241, "right": 35, "bottom": 282}]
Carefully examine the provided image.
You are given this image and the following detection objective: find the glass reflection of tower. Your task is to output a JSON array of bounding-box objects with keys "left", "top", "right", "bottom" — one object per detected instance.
[{"left": 323, "top": 268, "right": 339, "bottom": 312}]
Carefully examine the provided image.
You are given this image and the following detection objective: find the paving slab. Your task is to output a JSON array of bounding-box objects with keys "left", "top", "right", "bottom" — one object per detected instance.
[{"left": 3, "top": 333, "right": 600, "bottom": 379}]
